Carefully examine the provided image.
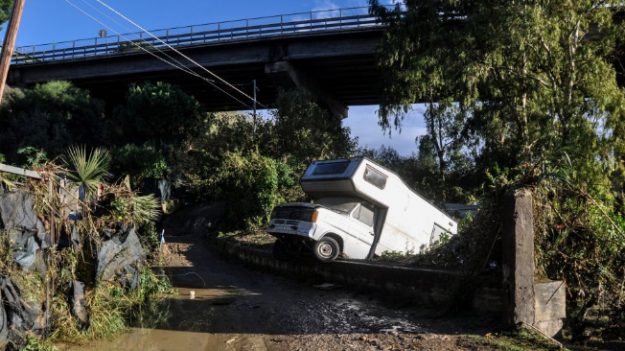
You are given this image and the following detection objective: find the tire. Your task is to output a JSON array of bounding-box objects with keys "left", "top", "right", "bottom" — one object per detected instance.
[
  {"left": 313, "top": 236, "right": 340, "bottom": 262},
  {"left": 272, "top": 238, "right": 292, "bottom": 261}
]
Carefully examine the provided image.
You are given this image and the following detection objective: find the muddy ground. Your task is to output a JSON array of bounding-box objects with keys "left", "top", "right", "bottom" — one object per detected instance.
[
  {"left": 154, "top": 204, "right": 509, "bottom": 351},
  {"left": 62, "top": 205, "right": 542, "bottom": 351}
]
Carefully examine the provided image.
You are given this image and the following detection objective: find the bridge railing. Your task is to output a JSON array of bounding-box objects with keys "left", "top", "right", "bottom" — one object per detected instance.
[{"left": 12, "top": 6, "right": 393, "bottom": 65}]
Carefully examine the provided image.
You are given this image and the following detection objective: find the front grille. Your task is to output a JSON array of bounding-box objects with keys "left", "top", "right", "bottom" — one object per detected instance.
[{"left": 272, "top": 206, "right": 314, "bottom": 221}]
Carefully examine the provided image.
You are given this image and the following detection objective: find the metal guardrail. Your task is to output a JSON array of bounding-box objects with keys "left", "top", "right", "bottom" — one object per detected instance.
[{"left": 12, "top": 6, "right": 391, "bottom": 65}]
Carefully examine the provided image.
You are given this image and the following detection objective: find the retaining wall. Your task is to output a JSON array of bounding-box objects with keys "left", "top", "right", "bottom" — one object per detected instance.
[
  {"left": 209, "top": 188, "right": 566, "bottom": 337},
  {"left": 210, "top": 237, "right": 506, "bottom": 314}
]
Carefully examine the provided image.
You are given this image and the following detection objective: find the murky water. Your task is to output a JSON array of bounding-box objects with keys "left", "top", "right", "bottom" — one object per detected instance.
[
  {"left": 57, "top": 286, "right": 269, "bottom": 351},
  {"left": 58, "top": 328, "right": 268, "bottom": 351}
]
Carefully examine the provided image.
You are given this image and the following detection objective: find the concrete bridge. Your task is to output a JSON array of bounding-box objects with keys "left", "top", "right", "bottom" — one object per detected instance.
[{"left": 7, "top": 7, "right": 388, "bottom": 117}]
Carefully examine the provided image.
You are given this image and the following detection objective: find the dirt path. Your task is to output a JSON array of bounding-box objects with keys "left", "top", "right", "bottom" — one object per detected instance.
[{"left": 64, "top": 205, "right": 501, "bottom": 351}]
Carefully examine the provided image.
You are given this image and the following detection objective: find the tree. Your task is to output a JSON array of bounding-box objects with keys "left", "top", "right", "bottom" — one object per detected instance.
[
  {"left": 0, "top": 0, "right": 12, "bottom": 27},
  {"left": 370, "top": 0, "right": 625, "bottom": 336},
  {"left": 111, "top": 81, "right": 203, "bottom": 147},
  {"left": 272, "top": 89, "right": 356, "bottom": 163},
  {"left": 371, "top": 0, "right": 625, "bottom": 181},
  {"left": 0, "top": 81, "right": 107, "bottom": 163}
]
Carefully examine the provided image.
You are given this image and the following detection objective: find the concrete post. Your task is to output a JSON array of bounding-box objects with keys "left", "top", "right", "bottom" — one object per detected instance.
[
  {"left": 502, "top": 188, "right": 536, "bottom": 326},
  {"left": 501, "top": 188, "right": 566, "bottom": 337}
]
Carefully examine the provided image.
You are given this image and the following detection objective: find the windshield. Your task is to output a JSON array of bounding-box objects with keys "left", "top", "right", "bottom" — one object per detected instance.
[{"left": 315, "top": 197, "right": 359, "bottom": 214}]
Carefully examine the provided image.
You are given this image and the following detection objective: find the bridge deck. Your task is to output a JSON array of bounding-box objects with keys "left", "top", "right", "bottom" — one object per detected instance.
[{"left": 13, "top": 6, "right": 389, "bottom": 65}]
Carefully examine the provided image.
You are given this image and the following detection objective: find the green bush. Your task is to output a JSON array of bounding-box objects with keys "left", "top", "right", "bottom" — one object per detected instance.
[
  {"left": 111, "top": 143, "right": 168, "bottom": 186},
  {"left": 111, "top": 81, "right": 203, "bottom": 147},
  {"left": 215, "top": 151, "right": 299, "bottom": 228},
  {"left": 0, "top": 82, "right": 107, "bottom": 162}
]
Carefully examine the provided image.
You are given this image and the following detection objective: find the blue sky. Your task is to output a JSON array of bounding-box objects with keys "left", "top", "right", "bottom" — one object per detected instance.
[{"left": 8, "top": 0, "right": 423, "bottom": 155}]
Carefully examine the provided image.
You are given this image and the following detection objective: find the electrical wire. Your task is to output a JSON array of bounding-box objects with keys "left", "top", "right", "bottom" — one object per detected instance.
[
  {"left": 63, "top": 0, "right": 252, "bottom": 108},
  {"left": 75, "top": 0, "right": 206, "bottom": 84},
  {"left": 64, "top": 0, "right": 201, "bottom": 80},
  {"left": 76, "top": 0, "right": 132, "bottom": 34},
  {"left": 93, "top": 0, "right": 266, "bottom": 108}
]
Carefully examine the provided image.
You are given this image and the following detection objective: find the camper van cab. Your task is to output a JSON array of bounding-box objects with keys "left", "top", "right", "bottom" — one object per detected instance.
[{"left": 267, "top": 158, "right": 457, "bottom": 262}]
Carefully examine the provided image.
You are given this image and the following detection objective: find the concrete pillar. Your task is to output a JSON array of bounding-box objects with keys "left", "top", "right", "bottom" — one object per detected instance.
[
  {"left": 502, "top": 188, "right": 566, "bottom": 337},
  {"left": 265, "top": 60, "right": 348, "bottom": 119},
  {"left": 502, "top": 188, "right": 536, "bottom": 326}
]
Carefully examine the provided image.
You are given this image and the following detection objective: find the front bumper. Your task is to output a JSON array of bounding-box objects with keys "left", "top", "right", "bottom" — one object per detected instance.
[{"left": 267, "top": 220, "right": 316, "bottom": 239}]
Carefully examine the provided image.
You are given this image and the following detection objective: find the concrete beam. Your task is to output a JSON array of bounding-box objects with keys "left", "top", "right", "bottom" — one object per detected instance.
[{"left": 265, "top": 60, "right": 348, "bottom": 118}]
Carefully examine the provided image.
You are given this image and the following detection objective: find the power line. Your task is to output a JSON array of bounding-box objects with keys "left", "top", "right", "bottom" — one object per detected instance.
[
  {"left": 93, "top": 0, "right": 266, "bottom": 108},
  {"left": 63, "top": 0, "right": 252, "bottom": 108},
  {"left": 76, "top": 0, "right": 132, "bottom": 34},
  {"left": 64, "top": 0, "right": 199, "bottom": 79},
  {"left": 76, "top": 0, "right": 203, "bottom": 81}
]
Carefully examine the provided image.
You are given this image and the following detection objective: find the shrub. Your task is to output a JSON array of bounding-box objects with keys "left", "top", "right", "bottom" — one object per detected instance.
[
  {"left": 110, "top": 143, "right": 168, "bottom": 186},
  {"left": 215, "top": 151, "right": 299, "bottom": 228}
]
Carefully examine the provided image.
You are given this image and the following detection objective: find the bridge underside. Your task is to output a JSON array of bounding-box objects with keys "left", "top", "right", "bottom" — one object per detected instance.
[{"left": 8, "top": 30, "right": 384, "bottom": 116}]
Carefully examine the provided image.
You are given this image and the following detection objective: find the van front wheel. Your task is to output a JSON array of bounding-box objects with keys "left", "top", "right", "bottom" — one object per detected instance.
[{"left": 313, "top": 237, "right": 340, "bottom": 262}]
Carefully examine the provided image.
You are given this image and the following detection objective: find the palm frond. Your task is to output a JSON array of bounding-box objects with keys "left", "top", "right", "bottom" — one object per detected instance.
[
  {"left": 65, "top": 146, "right": 111, "bottom": 194},
  {"left": 131, "top": 195, "right": 161, "bottom": 224}
]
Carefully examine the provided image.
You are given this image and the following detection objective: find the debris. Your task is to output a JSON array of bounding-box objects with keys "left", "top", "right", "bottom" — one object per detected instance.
[
  {"left": 226, "top": 337, "right": 237, "bottom": 345},
  {"left": 1, "top": 277, "right": 45, "bottom": 339},
  {"left": 72, "top": 281, "right": 89, "bottom": 329},
  {"left": 0, "top": 288, "right": 8, "bottom": 350},
  {"left": 97, "top": 226, "right": 145, "bottom": 289},
  {"left": 0, "top": 191, "right": 49, "bottom": 273}
]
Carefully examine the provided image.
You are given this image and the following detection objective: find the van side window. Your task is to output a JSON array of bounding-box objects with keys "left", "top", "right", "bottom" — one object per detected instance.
[
  {"left": 353, "top": 203, "right": 375, "bottom": 227},
  {"left": 363, "top": 165, "right": 387, "bottom": 189}
]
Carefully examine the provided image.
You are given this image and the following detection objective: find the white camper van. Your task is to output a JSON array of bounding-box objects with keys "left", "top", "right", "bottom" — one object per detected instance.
[{"left": 267, "top": 158, "right": 457, "bottom": 262}]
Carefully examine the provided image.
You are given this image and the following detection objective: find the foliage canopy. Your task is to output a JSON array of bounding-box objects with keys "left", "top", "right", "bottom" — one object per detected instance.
[{"left": 370, "top": 0, "right": 625, "bottom": 337}]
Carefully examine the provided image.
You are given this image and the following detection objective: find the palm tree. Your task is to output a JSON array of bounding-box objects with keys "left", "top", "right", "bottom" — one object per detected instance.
[{"left": 65, "top": 146, "right": 110, "bottom": 199}]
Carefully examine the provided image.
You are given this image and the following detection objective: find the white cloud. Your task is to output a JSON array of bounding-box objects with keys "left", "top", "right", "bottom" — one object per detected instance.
[{"left": 311, "top": 0, "right": 341, "bottom": 19}]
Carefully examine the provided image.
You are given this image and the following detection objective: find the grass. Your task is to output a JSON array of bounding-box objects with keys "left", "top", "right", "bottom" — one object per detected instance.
[
  {"left": 458, "top": 328, "right": 567, "bottom": 351},
  {"left": 49, "top": 267, "right": 173, "bottom": 343},
  {"left": 22, "top": 335, "right": 58, "bottom": 351},
  {"left": 216, "top": 229, "right": 276, "bottom": 247}
]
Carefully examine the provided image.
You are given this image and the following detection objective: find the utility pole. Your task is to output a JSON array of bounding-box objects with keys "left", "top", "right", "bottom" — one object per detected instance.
[
  {"left": 0, "top": 0, "right": 26, "bottom": 106},
  {"left": 252, "top": 79, "right": 257, "bottom": 138}
]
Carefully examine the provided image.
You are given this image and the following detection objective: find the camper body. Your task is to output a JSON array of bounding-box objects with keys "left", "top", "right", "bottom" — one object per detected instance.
[{"left": 267, "top": 158, "right": 457, "bottom": 261}]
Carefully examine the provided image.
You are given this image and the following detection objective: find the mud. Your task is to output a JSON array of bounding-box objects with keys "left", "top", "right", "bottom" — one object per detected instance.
[{"left": 61, "top": 205, "right": 501, "bottom": 351}]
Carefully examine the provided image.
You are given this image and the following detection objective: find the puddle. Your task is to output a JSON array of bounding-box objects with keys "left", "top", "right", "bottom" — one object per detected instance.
[{"left": 57, "top": 328, "right": 267, "bottom": 351}]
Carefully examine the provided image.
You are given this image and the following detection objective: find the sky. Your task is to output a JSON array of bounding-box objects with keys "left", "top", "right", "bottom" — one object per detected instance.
[{"left": 6, "top": 0, "right": 423, "bottom": 155}]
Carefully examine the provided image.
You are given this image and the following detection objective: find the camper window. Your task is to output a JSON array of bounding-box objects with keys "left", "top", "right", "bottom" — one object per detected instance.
[
  {"left": 364, "top": 165, "right": 387, "bottom": 189},
  {"left": 312, "top": 161, "right": 351, "bottom": 176},
  {"left": 352, "top": 203, "right": 375, "bottom": 227}
]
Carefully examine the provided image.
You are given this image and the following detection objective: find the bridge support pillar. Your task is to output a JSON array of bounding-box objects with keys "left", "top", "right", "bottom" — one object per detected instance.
[{"left": 265, "top": 61, "right": 348, "bottom": 119}]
